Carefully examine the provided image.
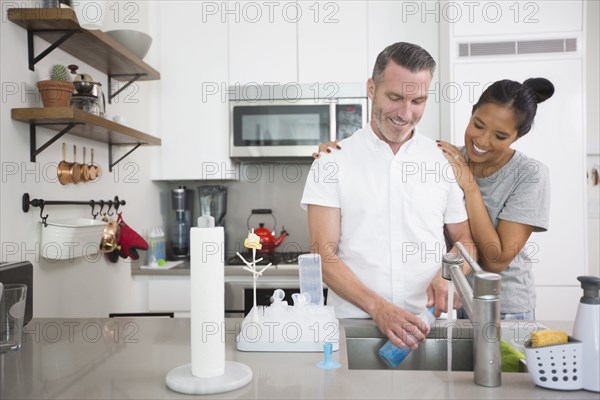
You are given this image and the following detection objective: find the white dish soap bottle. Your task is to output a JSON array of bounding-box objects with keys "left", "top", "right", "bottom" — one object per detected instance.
[{"left": 572, "top": 275, "right": 600, "bottom": 392}]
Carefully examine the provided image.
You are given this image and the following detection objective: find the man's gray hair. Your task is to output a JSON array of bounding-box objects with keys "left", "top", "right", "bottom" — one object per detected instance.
[{"left": 372, "top": 42, "right": 436, "bottom": 83}]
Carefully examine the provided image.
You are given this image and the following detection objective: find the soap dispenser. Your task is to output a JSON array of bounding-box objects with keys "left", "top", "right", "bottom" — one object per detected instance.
[{"left": 572, "top": 275, "right": 600, "bottom": 392}]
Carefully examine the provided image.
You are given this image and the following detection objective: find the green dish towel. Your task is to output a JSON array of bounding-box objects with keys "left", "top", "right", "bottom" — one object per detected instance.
[{"left": 500, "top": 339, "right": 525, "bottom": 372}]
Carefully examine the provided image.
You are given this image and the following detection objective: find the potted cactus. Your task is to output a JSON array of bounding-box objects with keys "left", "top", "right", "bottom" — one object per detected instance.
[{"left": 36, "top": 64, "right": 74, "bottom": 107}]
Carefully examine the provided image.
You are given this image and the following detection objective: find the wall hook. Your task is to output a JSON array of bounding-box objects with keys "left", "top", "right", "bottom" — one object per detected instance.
[
  {"left": 39, "top": 202, "right": 48, "bottom": 227},
  {"left": 90, "top": 200, "right": 99, "bottom": 219},
  {"left": 106, "top": 201, "right": 114, "bottom": 216}
]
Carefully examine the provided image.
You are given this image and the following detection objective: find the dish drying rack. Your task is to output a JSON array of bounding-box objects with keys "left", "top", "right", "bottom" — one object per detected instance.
[{"left": 22, "top": 192, "right": 126, "bottom": 226}]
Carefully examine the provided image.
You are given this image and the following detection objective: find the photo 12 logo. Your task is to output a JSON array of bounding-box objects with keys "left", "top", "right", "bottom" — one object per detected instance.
[
  {"left": 200, "top": 1, "right": 340, "bottom": 24},
  {"left": 400, "top": 1, "right": 540, "bottom": 24}
]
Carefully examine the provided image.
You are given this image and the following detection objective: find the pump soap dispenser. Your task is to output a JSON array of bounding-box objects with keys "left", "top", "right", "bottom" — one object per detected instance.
[{"left": 572, "top": 275, "right": 600, "bottom": 392}]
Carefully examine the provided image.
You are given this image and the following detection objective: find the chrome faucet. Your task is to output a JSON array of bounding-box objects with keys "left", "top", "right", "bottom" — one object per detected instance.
[{"left": 442, "top": 242, "right": 502, "bottom": 387}]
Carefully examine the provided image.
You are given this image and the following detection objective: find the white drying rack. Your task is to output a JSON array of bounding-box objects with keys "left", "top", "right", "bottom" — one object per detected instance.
[{"left": 237, "top": 289, "right": 339, "bottom": 352}]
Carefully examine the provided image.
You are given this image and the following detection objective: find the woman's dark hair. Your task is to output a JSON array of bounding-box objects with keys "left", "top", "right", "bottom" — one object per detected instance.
[
  {"left": 372, "top": 42, "right": 436, "bottom": 83},
  {"left": 472, "top": 78, "right": 554, "bottom": 137}
]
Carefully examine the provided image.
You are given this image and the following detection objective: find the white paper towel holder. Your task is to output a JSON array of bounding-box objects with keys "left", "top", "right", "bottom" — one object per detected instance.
[
  {"left": 166, "top": 361, "right": 253, "bottom": 395},
  {"left": 166, "top": 225, "right": 253, "bottom": 395}
]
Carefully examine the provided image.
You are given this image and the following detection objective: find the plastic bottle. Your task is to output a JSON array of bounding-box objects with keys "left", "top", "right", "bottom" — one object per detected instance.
[
  {"left": 378, "top": 307, "right": 435, "bottom": 368},
  {"left": 298, "top": 253, "right": 324, "bottom": 306},
  {"left": 572, "top": 275, "right": 600, "bottom": 392},
  {"left": 148, "top": 227, "right": 166, "bottom": 267}
]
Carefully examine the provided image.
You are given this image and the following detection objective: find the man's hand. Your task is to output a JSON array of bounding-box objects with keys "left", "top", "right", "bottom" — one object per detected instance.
[
  {"left": 426, "top": 274, "right": 462, "bottom": 317},
  {"left": 371, "top": 300, "right": 429, "bottom": 349}
]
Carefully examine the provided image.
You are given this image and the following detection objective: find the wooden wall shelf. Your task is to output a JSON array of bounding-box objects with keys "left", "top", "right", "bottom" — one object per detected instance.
[
  {"left": 7, "top": 8, "right": 160, "bottom": 81},
  {"left": 12, "top": 107, "right": 161, "bottom": 171}
]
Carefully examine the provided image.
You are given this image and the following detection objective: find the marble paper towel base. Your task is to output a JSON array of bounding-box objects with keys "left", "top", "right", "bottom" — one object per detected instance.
[{"left": 166, "top": 361, "right": 253, "bottom": 395}]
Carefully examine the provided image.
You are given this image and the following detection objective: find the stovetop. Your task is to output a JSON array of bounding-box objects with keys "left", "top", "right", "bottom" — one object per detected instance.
[{"left": 225, "top": 251, "right": 301, "bottom": 266}]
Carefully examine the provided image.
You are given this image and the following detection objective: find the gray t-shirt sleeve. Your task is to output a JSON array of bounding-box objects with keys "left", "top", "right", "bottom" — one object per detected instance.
[{"left": 497, "top": 160, "right": 550, "bottom": 232}]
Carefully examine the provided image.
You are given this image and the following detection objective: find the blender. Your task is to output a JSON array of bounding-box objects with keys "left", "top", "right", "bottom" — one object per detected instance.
[
  {"left": 197, "top": 186, "right": 227, "bottom": 227},
  {"left": 197, "top": 185, "right": 227, "bottom": 248},
  {"left": 169, "top": 187, "right": 193, "bottom": 260}
]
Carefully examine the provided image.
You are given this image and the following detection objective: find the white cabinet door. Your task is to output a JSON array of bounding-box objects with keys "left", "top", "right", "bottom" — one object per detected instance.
[
  {"left": 148, "top": 277, "right": 190, "bottom": 312},
  {"left": 298, "top": 1, "right": 368, "bottom": 84},
  {"left": 450, "top": 0, "right": 583, "bottom": 37},
  {"left": 154, "top": 1, "right": 236, "bottom": 180},
  {"left": 228, "top": 3, "right": 297, "bottom": 85},
  {"left": 452, "top": 58, "right": 586, "bottom": 288},
  {"left": 367, "top": 0, "right": 441, "bottom": 139}
]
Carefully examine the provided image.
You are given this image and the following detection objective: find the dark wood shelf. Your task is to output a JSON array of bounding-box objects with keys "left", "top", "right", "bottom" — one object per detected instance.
[
  {"left": 7, "top": 7, "right": 160, "bottom": 81},
  {"left": 11, "top": 107, "right": 161, "bottom": 145}
]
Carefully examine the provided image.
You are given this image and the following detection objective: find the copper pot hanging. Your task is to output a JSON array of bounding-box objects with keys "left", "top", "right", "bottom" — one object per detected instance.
[{"left": 57, "top": 143, "right": 80, "bottom": 185}]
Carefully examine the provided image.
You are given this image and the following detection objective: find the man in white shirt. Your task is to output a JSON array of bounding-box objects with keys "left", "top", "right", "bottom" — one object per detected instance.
[{"left": 301, "top": 42, "right": 476, "bottom": 350}]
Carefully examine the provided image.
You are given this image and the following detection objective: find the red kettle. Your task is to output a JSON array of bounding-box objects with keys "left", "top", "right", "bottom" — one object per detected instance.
[{"left": 247, "top": 209, "right": 288, "bottom": 254}]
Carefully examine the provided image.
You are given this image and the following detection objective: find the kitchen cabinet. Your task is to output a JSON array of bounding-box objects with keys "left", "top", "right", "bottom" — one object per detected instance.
[
  {"left": 366, "top": 0, "right": 440, "bottom": 139},
  {"left": 148, "top": 277, "right": 190, "bottom": 312},
  {"left": 297, "top": 1, "right": 368, "bottom": 84},
  {"left": 450, "top": 0, "right": 583, "bottom": 37},
  {"left": 154, "top": 1, "right": 237, "bottom": 180},
  {"left": 228, "top": 5, "right": 297, "bottom": 84}
]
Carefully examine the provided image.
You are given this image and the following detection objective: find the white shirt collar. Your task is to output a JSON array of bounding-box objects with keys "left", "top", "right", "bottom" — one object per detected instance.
[{"left": 363, "top": 123, "right": 420, "bottom": 155}]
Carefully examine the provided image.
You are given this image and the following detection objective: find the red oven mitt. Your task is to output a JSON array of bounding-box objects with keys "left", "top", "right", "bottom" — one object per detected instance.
[{"left": 116, "top": 214, "right": 148, "bottom": 260}]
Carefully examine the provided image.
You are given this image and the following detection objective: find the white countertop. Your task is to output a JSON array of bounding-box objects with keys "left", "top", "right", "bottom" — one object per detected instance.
[{"left": 1, "top": 318, "right": 596, "bottom": 399}]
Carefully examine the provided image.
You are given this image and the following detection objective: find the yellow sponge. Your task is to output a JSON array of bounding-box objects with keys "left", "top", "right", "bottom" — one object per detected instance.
[{"left": 530, "top": 330, "right": 568, "bottom": 347}]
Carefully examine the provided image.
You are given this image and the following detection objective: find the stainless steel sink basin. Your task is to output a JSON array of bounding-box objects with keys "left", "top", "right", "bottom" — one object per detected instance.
[
  {"left": 343, "top": 319, "right": 538, "bottom": 371},
  {"left": 346, "top": 336, "right": 475, "bottom": 370}
]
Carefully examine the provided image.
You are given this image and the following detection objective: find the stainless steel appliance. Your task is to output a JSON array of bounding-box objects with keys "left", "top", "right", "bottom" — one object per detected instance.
[
  {"left": 68, "top": 64, "right": 105, "bottom": 116},
  {"left": 229, "top": 83, "right": 368, "bottom": 159},
  {"left": 168, "top": 187, "right": 193, "bottom": 260}
]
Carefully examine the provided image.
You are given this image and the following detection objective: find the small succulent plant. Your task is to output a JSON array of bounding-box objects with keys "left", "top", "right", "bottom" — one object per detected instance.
[{"left": 50, "top": 64, "right": 70, "bottom": 81}]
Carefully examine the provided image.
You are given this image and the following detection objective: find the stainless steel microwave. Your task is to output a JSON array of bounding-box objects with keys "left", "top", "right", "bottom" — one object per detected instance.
[{"left": 229, "top": 84, "right": 368, "bottom": 159}]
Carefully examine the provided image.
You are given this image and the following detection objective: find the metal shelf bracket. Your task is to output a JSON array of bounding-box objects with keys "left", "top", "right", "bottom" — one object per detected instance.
[
  {"left": 28, "top": 29, "right": 78, "bottom": 71},
  {"left": 108, "top": 143, "right": 144, "bottom": 172},
  {"left": 29, "top": 122, "right": 82, "bottom": 162},
  {"left": 107, "top": 73, "right": 147, "bottom": 104}
]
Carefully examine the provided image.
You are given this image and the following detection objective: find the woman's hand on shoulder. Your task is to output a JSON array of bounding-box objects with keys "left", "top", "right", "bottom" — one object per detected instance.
[
  {"left": 312, "top": 140, "right": 341, "bottom": 159},
  {"left": 436, "top": 140, "right": 477, "bottom": 193}
]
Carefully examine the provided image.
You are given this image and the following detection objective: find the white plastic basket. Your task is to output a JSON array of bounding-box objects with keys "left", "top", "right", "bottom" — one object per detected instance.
[
  {"left": 524, "top": 337, "right": 583, "bottom": 390},
  {"left": 40, "top": 218, "right": 105, "bottom": 260}
]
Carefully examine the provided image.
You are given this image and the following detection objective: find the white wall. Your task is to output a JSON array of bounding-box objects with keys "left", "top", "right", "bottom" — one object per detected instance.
[{"left": 0, "top": 1, "right": 164, "bottom": 317}]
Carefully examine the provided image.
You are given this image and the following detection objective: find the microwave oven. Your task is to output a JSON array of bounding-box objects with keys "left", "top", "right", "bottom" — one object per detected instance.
[{"left": 229, "top": 84, "right": 368, "bottom": 159}]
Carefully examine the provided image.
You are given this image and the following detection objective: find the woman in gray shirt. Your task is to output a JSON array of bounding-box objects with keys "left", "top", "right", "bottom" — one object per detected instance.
[
  {"left": 436, "top": 78, "right": 554, "bottom": 320},
  {"left": 315, "top": 77, "right": 554, "bottom": 320}
]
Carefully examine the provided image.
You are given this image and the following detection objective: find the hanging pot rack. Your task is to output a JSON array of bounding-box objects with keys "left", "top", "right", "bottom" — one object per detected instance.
[{"left": 22, "top": 193, "right": 126, "bottom": 227}]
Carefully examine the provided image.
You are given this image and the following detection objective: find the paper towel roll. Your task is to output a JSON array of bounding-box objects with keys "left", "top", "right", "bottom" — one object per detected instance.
[{"left": 191, "top": 227, "right": 225, "bottom": 378}]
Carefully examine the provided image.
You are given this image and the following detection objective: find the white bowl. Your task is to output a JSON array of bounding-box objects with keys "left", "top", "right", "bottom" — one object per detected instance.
[{"left": 106, "top": 29, "right": 152, "bottom": 59}]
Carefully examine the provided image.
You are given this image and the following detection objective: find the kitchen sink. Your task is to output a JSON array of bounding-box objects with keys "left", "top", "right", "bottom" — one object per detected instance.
[
  {"left": 344, "top": 319, "right": 540, "bottom": 371},
  {"left": 346, "top": 335, "right": 475, "bottom": 370}
]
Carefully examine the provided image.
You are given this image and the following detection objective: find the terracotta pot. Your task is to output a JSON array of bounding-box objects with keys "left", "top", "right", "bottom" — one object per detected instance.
[{"left": 37, "top": 80, "right": 73, "bottom": 107}]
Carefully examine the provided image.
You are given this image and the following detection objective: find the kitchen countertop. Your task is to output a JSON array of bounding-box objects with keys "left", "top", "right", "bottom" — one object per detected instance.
[
  {"left": 1, "top": 318, "right": 596, "bottom": 399},
  {"left": 131, "top": 261, "right": 300, "bottom": 277}
]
